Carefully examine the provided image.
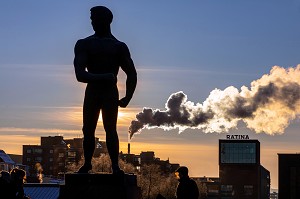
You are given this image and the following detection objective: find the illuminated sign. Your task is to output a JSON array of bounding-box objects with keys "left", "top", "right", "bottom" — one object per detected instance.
[{"left": 226, "top": 135, "right": 249, "bottom": 140}]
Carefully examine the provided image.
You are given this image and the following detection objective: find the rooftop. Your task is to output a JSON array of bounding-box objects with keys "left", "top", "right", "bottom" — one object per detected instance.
[
  {"left": 0, "top": 150, "right": 15, "bottom": 164},
  {"left": 24, "top": 183, "right": 60, "bottom": 199}
]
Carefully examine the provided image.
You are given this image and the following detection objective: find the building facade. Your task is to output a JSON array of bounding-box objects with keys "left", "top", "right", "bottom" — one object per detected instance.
[
  {"left": 194, "top": 176, "right": 220, "bottom": 199},
  {"left": 219, "top": 139, "right": 270, "bottom": 199},
  {"left": 23, "top": 137, "right": 67, "bottom": 178},
  {"left": 120, "top": 148, "right": 180, "bottom": 174},
  {"left": 278, "top": 154, "right": 300, "bottom": 199},
  {"left": 23, "top": 136, "right": 108, "bottom": 178}
]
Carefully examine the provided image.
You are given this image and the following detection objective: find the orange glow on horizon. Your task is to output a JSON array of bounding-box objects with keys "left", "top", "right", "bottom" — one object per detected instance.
[
  {"left": 96, "top": 108, "right": 138, "bottom": 126},
  {"left": 0, "top": 134, "right": 295, "bottom": 189},
  {"left": 0, "top": 135, "right": 40, "bottom": 154}
]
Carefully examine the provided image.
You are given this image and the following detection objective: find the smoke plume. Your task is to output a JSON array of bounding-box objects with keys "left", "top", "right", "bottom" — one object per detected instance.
[{"left": 129, "top": 65, "right": 300, "bottom": 139}]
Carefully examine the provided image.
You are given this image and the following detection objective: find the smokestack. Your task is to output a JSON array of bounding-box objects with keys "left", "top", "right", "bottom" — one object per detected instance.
[
  {"left": 128, "top": 143, "right": 131, "bottom": 154},
  {"left": 129, "top": 65, "right": 300, "bottom": 139}
]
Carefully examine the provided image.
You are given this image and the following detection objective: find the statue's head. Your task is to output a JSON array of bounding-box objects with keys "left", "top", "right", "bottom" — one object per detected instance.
[{"left": 90, "top": 6, "right": 113, "bottom": 32}]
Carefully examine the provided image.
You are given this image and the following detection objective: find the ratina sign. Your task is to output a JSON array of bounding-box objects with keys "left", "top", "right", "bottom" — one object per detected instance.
[{"left": 226, "top": 135, "right": 250, "bottom": 140}]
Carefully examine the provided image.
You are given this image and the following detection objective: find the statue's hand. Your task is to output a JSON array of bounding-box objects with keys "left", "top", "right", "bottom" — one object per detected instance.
[{"left": 118, "top": 96, "right": 130, "bottom": 108}]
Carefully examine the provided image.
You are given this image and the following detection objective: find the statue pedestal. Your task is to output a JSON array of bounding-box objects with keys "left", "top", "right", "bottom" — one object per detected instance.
[{"left": 59, "top": 173, "right": 141, "bottom": 199}]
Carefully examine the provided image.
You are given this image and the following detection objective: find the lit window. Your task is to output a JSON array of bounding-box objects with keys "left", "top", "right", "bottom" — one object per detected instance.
[
  {"left": 58, "top": 153, "right": 64, "bottom": 158},
  {"left": 68, "top": 152, "right": 76, "bottom": 157},
  {"left": 134, "top": 157, "right": 141, "bottom": 164},
  {"left": 136, "top": 166, "right": 141, "bottom": 171}
]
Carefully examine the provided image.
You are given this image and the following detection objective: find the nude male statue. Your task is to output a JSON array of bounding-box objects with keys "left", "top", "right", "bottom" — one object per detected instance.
[{"left": 73, "top": 6, "right": 137, "bottom": 173}]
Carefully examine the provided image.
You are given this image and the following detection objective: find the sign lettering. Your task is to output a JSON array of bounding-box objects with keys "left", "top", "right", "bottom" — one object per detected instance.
[{"left": 226, "top": 135, "right": 249, "bottom": 140}]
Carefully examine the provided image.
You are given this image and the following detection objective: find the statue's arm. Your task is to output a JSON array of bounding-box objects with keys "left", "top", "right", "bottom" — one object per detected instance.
[
  {"left": 119, "top": 43, "right": 137, "bottom": 107},
  {"left": 73, "top": 40, "right": 114, "bottom": 83}
]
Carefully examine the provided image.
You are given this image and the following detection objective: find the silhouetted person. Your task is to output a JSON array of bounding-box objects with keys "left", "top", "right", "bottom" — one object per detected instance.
[
  {"left": 175, "top": 166, "right": 199, "bottom": 199},
  {"left": 156, "top": 166, "right": 199, "bottom": 199},
  {"left": 0, "top": 170, "right": 14, "bottom": 198},
  {"left": 10, "top": 168, "right": 30, "bottom": 199},
  {"left": 74, "top": 6, "right": 137, "bottom": 174}
]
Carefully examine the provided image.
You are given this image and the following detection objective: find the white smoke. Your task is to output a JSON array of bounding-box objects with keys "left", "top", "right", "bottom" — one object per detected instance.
[{"left": 129, "top": 65, "right": 300, "bottom": 139}]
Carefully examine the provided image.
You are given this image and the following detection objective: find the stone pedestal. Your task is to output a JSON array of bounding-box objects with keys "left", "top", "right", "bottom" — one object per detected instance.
[{"left": 59, "top": 173, "right": 141, "bottom": 199}]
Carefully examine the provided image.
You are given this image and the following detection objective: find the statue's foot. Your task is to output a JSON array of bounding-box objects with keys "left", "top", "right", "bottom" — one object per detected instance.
[{"left": 77, "top": 164, "right": 92, "bottom": 173}]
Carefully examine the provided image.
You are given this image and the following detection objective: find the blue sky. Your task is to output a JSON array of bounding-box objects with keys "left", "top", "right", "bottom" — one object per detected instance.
[{"left": 1, "top": 1, "right": 300, "bottom": 188}]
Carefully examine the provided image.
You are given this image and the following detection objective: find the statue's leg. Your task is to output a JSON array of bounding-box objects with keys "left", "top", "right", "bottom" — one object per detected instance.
[
  {"left": 102, "top": 95, "right": 120, "bottom": 173},
  {"left": 78, "top": 88, "right": 101, "bottom": 173}
]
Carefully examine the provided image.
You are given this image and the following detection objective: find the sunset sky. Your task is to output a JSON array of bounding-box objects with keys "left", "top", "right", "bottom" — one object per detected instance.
[{"left": 1, "top": 1, "right": 300, "bottom": 189}]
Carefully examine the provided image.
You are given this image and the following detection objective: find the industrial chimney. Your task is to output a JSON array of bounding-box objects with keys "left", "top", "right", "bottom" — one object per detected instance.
[{"left": 128, "top": 143, "right": 131, "bottom": 154}]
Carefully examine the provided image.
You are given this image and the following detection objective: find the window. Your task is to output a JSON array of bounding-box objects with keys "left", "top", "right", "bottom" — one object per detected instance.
[
  {"left": 96, "top": 143, "right": 102, "bottom": 148},
  {"left": 49, "top": 158, "right": 53, "bottom": 162},
  {"left": 49, "top": 150, "right": 53, "bottom": 154},
  {"left": 58, "top": 153, "right": 64, "bottom": 158},
  {"left": 136, "top": 166, "right": 141, "bottom": 171},
  {"left": 221, "top": 185, "right": 233, "bottom": 191},
  {"left": 221, "top": 185, "right": 233, "bottom": 197},
  {"left": 26, "top": 149, "right": 32, "bottom": 153},
  {"left": 134, "top": 157, "right": 141, "bottom": 164},
  {"left": 35, "top": 157, "right": 42, "bottom": 162},
  {"left": 68, "top": 152, "right": 76, "bottom": 157},
  {"left": 220, "top": 143, "right": 256, "bottom": 163},
  {"left": 244, "top": 185, "right": 253, "bottom": 196},
  {"left": 207, "top": 185, "right": 219, "bottom": 195},
  {"left": 26, "top": 158, "right": 31, "bottom": 162},
  {"left": 34, "top": 148, "right": 42, "bottom": 154},
  {"left": 58, "top": 162, "right": 64, "bottom": 167}
]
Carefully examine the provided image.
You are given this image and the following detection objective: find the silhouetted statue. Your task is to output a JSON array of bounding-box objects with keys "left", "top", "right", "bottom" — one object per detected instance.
[
  {"left": 175, "top": 166, "right": 199, "bottom": 199},
  {"left": 74, "top": 6, "right": 137, "bottom": 174}
]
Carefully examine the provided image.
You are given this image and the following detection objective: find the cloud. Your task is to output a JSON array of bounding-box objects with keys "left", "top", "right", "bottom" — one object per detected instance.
[{"left": 129, "top": 65, "right": 300, "bottom": 138}]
